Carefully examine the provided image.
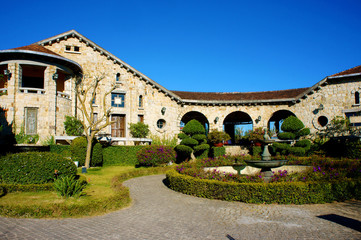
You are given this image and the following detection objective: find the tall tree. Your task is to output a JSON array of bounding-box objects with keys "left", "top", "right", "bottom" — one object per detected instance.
[{"left": 76, "top": 73, "right": 116, "bottom": 169}]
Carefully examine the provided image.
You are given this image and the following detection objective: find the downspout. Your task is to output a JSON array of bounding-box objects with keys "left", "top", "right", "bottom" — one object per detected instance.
[
  {"left": 13, "top": 63, "right": 17, "bottom": 134},
  {"left": 54, "top": 73, "right": 57, "bottom": 136}
]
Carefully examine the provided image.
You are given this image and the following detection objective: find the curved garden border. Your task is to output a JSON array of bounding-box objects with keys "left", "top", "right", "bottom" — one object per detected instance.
[{"left": 166, "top": 169, "right": 361, "bottom": 204}]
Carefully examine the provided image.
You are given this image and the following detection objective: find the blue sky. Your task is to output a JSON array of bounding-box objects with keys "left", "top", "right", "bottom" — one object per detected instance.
[{"left": 2, "top": 0, "right": 361, "bottom": 92}]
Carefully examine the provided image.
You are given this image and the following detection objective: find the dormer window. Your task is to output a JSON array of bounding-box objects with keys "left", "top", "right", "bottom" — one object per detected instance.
[
  {"left": 355, "top": 91, "right": 360, "bottom": 105},
  {"left": 65, "top": 45, "right": 81, "bottom": 53}
]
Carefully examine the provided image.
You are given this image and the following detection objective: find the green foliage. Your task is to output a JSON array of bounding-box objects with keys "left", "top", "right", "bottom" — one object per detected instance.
[
  {"left": 64, "top": 116, "right": 84, "bottom": 136},
  {"left": 136, "top": 145, "right": 176, "bottom": 167},
  {"left": 49, "top": 145, "right": 71, "bottom": 158},
  {"left": 0, "top": 183, "right": 54, "bottom": 193},
  {"left": 129, "top": 122, "right": 150, "bottom": 138},
  {"left": 103, "top": 146, "right": 145, "bottom": 166},
  {"left": 295, "top": 139, "right": 311, "bottom": 150},
  {"left": 243, "top": 127, "right": 266, "bottom": 142},
  {"left": 149, "top": 134, "right": 178, "bottom": 147},
  {"left": 207, "top": 130, "right": 231, "bottom": 144},
  {"left": 317, "top": 116, "right": 351, "bottom": 138},
  {"left": 0, "top": 186, "right": 5, "bottom": 197},
  {"left": 297, "top": 128, "right": 310, "bottom": 137},
  {"left": 0, "top": 152, "right": 76, "bottom": 184},
  {"left": 321, "top": 137, "right": 361, "bottom": 158},
  {"left": 15, "top": 126, "right": 39, "bottom": 144},
  {"left": 288, "top": 147, "right": 306, "bottom": 156},
  {"left": 251, "top": 146, "right": 262, "bottom": 156},
  {"left": 70, "top": 137, "right": 103, "bottom": 167},
  {"left": 177, "top": 133, "right": 189, "bottom": 140},
  {"left": 180, "top": 137, "right": 199, "bottom": 147},
  {"left": 42, "top": 136, "right": 55, "bottom": 145},
  {"left": 166, "top": 169, "right": 361, "bottom": 204},
  {"left": 182, "top": 119, "right": 205, "bottom": 135},
  {"left": 176, "top": 120, "right": 210, "bottom": 161},
  {"left": 272, "top": 142, "right": 290, "bottom": 155},
  {"left": 53, "top": 176, "right": 87, "bottom": 198},
  {"left": 281, "top": 116, "right": 304, "bottom": 133},
  {"left": 174, "top": 144, "right": 193, "bottom": 162},
  {"left": 278, "top": 132, "right": 296, "bottom": 140},
  {"left": 209, "top": 147, "right": 226, "bottom": 158}
]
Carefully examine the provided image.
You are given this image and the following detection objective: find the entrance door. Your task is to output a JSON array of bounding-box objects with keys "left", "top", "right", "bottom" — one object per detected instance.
[{"left": 111, "top": 114, "right": 125, "bottom": 137}]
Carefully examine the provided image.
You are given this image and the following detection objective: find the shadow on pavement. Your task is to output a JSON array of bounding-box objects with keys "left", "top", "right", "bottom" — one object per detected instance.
[{"left": 317, "top": 214, "right": 361, "bottom": 232}]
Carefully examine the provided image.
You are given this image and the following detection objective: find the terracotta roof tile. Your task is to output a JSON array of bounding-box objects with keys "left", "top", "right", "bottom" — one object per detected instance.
[
  {"left": 330, "top": 64, "right": 361, "bottom": 77},
  {"left": 12, "top": 44, "right": 61, "bottom": 57},
  {"left": 171, "top": 88, "right": 308, "bottom": 101}
]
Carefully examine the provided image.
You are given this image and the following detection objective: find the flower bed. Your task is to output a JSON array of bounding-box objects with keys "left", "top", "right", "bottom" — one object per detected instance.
[{"left": 166, "top": 155, "right": 361, "bottom": 204}]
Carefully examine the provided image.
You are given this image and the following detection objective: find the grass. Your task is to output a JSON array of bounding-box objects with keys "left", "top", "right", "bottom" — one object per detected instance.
[{"left": 0, "top": 165, "right": 171, "bottom": 218}]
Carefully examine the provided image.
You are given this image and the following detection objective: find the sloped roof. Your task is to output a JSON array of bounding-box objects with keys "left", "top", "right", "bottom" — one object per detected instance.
[
  {"left": 171, "top": 88, "right": 309, "bottom": 102},
  {"left": 12, "top": 44, "right": 62, "bottom": 57},
  {"left": 329, "top": 64, "right": 361, "bottom": 78}
]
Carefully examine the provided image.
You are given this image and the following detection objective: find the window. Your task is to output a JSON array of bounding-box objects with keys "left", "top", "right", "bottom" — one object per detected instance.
[
  {"left": 355, "top": 91, "right": 360, "bottom": 105},
  {"left": 93, "top": 113, "right": 98, "bottom": 124},
  {"left": 74, "top": 46, "right": 80, "bottom": 52},
  {"left": 92, "top": 93, "right": 96, "bottom": 105},
  {"left": 157, "top": 119, "right": 166, "bottom": 129},
  {"left": 318, "top": 116, "right": 328, "bottom": 127},
  {"left": 111, "top": 93, "right": 125, "bottom": 107},
  {"left": 139, "top": 95, "right": 143, "bottom": 108},
  {"left": 65, "top": 45, "right": 81, "bottom": 53},
  {"left": 116, "top": 73, "right": 121, "bottom": 82},
  {"left": 25, "top": 107, "right": 38, "bottom": 135},
  {"left": 138, "top": 115, "right": 144, "bottom": 123},
  {"left": 65, "top": 45, "right": 71, "bottom": 51},
  {"left": 21, "top": 65, "right": 45, "bottom": 89}
]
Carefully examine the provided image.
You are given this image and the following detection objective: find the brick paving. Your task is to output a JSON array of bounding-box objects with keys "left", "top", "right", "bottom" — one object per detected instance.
[{"left": 0, "top": 174, "right": 360, "bottom": 240}]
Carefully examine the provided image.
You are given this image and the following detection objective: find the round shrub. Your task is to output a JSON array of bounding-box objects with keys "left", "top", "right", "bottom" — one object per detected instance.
[
  {"left": 295, "top": 139, "right": 311, "bottom": 150},
  {"left": 70, "top": 137, "right": 103, "bottom": 167},
  {"left": 64, "top": 116, "right": 84, "bottom": 136},
  {"left": 136, "top": 145, "right": 176, "bottom": 167},
  {"left": 182, "top": 119, "right": 206, "bottom": 135},
  {"left": 174, "top": 144, "right": 193, "bottom": 162},
  {"left": 278, "top": 132, "right": 296, "bottom": 140},
  {"left": 180, "top": 137, "right": 199, "bottom": 147},
  {"left": 288, "top": 147, "right": 306, "bottom": 156},
  {"left": 281, "top": 116, "right": 304, "bottom": 133},
  {"left": 193, "top": 134, "right": 207, "bottom": 142},
  {"left": 297, "top": 128, "right": 311, "bottom": 137},
  {"left": 0, "top": 152, "right": 76, "bottom": 184},
  {"left": 178, "top": 133, "right": 189, "bottom": 140}
]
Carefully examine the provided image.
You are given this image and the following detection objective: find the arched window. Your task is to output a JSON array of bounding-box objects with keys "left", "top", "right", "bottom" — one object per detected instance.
[
  {"left": 116, "top": 73, "right": 121, "bottom": 82},
  {"left": 138, "top": 95, "right": 143, "bottom": 108},
  {"left": 355, "top": 91, "right": 360, "bottom": 105}
]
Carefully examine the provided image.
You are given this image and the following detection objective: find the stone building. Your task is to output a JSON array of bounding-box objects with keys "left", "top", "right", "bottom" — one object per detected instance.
[{"left": 0, "top": 30, "right": 360, "bottom": 144}]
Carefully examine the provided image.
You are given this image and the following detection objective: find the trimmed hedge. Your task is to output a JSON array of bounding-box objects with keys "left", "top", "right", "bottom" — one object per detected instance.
[
  {"left": 70, "top": 137, "right": 103, "bottom": 167},
  {"left": 0, "top": 183, "right": 54, "bottom": 193},
  {"left": 49, "top": 145, "right": 71, "bottom": 157},
  {"left": 103, "top": 146, "right": 145, "bottom": 166},
  {"left": 166, "top": 169, "right": 361, "bottom": 204},
  {"left": 0, "top": 152, "right": 76, "bottom": 184}
]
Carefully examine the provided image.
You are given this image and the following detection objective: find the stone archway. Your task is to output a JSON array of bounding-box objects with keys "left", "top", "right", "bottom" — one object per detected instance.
[
  {"left": 268, "top": 110, "right": 296, "bottom": 133},
  {"left": 180, "top": 111, "right": 209, "bottom": 133},
  {"left": 223, "top": 111, "right": 253, "bottom": 145}
]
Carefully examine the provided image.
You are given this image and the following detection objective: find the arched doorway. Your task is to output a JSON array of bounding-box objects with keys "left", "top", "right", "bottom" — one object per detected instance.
[
  {"left": 223, "top": 111, "right": 253, "bottom": 145},
  {"left": 180, "top": 111, "right": 209, "bottom": 133},
  {"left": 268, "top": 110, "right": 296, "bottom": 133}
]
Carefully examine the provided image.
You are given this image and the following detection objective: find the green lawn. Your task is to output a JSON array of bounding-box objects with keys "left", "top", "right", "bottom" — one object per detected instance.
[{"left": 0, "top": 166, "right": 171, "bottom": 218}]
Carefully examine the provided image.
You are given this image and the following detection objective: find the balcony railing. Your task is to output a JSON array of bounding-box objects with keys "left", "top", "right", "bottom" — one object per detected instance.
[{"left": 19, "top": 87, "right": 45, "bottom": 94}]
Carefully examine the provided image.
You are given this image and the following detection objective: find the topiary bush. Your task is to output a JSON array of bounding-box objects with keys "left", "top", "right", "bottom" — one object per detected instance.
[
  {"left": 136, "top": 145, "right": 176, "bottom": 167},
  {"left": 103, "top": 146, "right": 145, "bottom": 166},
  {"left": 70, "top": 137, "right": 103, "bottom": 167},
  {"left": 129, "top": 122, "right": 150, "bottom": 138},
  {"left": 175, "top": 120, "right": 210, "bottom": 162},
  {"left": 209, "top": 146, "right": 226, "bottom": 158},
  {"left": 0, "top": 152, "right": 76, "bottom": 184}
]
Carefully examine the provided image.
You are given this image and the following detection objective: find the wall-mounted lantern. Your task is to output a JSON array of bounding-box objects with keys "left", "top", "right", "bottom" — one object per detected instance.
[
  {"left": 4, "top": 69, "right": 11, "bottom": 79},
  {"left": 214, "top": 117, "right": 219, "bottom": 123},
  {"left": 255, "top": 115, "right": 261, "bottom": 123},
  {"left": 313, "top": 104, "right": 324, "bottom": 114},
  {"left": 161, "top": 107, "right": 166, "bottom": 115},
  {"left": 52, "top": 73, "right": 59, "bottom": 80}
]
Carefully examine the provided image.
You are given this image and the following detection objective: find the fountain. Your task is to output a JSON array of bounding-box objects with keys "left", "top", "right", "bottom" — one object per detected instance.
[{"left": 244, "top": 132, "right": 288, "bottom": 182}]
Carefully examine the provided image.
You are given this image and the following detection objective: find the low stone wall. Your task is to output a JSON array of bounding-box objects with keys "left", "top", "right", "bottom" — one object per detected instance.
[{"left": 224, "top": 146, "right": 249, "bottom": 156}]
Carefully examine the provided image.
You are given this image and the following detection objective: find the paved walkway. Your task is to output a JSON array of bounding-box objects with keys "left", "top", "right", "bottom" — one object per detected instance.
[{"left": 0, "top": 175, "right": 360, "bottom": 240}]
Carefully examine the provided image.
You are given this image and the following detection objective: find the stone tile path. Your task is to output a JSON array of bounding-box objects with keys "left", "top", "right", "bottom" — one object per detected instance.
[{"left": 0, "top": 174, "right": 360, "bottom": 239}]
